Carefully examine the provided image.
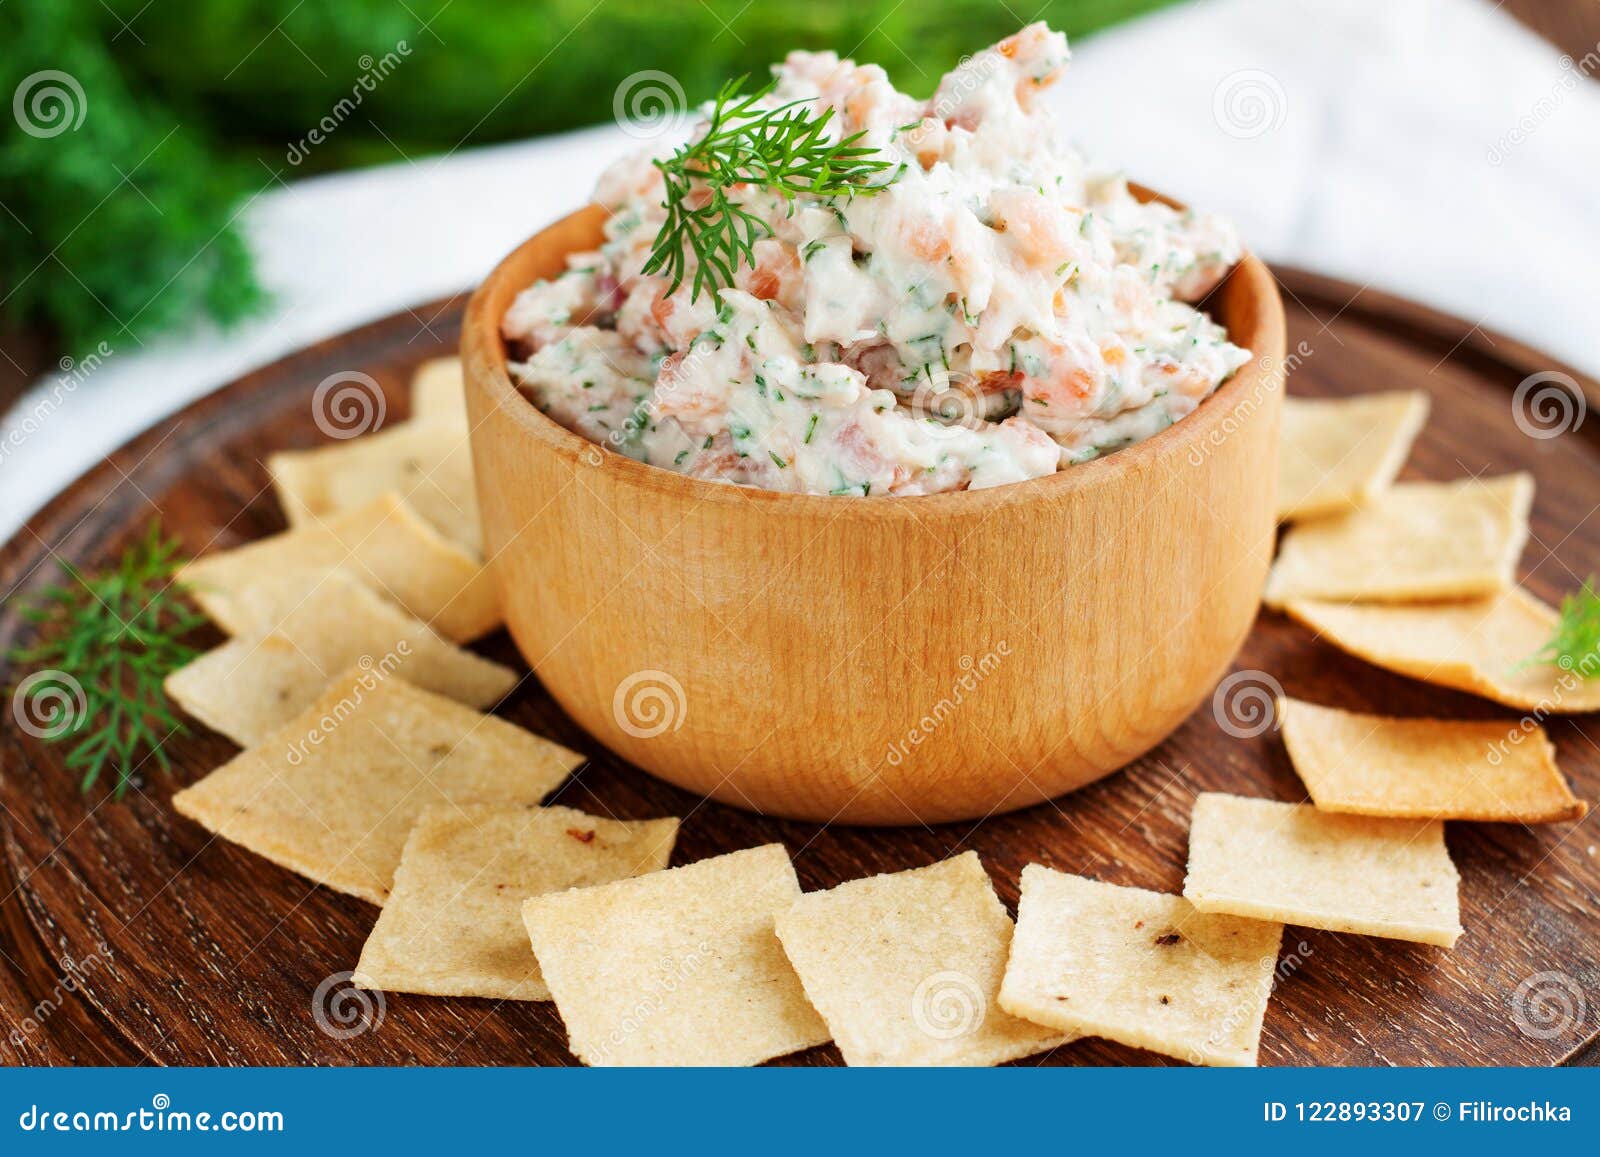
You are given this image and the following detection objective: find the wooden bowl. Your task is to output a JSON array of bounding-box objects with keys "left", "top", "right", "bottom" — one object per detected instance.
[{"left": 463, "top": 200, "right": 1285, "bottom": 824}]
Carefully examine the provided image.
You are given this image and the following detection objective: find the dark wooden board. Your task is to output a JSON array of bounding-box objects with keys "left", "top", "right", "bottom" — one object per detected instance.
[{"left": 2, "top": 271, "right": 1597, "bottom": 1068}]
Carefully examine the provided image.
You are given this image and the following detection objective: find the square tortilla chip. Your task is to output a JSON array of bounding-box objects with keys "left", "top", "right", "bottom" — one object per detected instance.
[
  {"left": 171, "top": 668, "right": 581, "bottom": 904},
  {"left": 165, "top": 571, "right": 517, "bottom": 747},
  {"left": 269, "top": 418, "right": 481, "bottom": 556},
  {"left": 1277, "top": 392, "right": 1428, "bottom": 522},
  {"left": 521, "top": 844, "right": 830, "bottom": 1066},
  {"left": 1282, "top": 588, "right": 1600, "bottom": 713},
  {"left": 410, "top": 357, "right": 466, "bottom": 422},
  {"left": 1278, "top": 697, "right": 1587, "bottom": 823},
  {"left": 773, "top": 852, "right": 1072, "bottom": 1066},
  {"left": 998, "top": 866, "right": 1282, "bottom": 1067},
  {"left": 181, "top": 494, "right": 500, "bottom": 643},
  {"left": 1264, "top": 473, "right": 1532, "bottom": 605},
  {"left": 355, "top": 804, "right": 677, "bottom": 1000},
  {"left": 1183, "top": 793, "right": 1462, "bottom": 946}
]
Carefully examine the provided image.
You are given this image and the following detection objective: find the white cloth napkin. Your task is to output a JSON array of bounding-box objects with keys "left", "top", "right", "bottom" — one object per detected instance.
[
  {"left": 3, "top": 0, "right": 1596, "bottom": 540},
  {"left": 1057, "top": 0, "right": 1600, "bottom": 374}
]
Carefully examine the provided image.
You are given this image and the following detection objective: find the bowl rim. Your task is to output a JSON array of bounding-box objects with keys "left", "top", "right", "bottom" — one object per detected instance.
[{"left": 462, "top": 193, "right": 1286, "bottom": 519}]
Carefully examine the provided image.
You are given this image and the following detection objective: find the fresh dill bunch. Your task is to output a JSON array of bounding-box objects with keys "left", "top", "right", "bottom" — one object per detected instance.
[
  {"left": 1527, "top": 577, "right": 1600, "bottom": 676},
  {"left": 642, "top": 77, "right": 900, "bottom": 301},
  {"left": 1, "top": 0, "right": 267, "bottom": 358},
  {"left": 6, "top": 522, "right": 206, "bottom": 798}
]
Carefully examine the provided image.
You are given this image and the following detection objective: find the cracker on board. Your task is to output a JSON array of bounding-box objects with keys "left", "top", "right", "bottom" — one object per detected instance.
[
  {"left": 180, "top": 493, "right": 500, "bottom": 643},
  {"left": 171, "top": 668, "right": 581, "bottom": 904},
  {"left": 521, "top": 844, "right": 830, "bottom": 1066},
  {"left": 1278, "top": 697, "right": 1587, "bottom": 823},
  {"left": 1277, "top": 391, "right": 1428, "bottom": 522},
  {"left": 1282, "top": 588, "right": 1600, "bottom": 713},
  {"left": 165, "top": 570, "right": 516, "bottom": 747},
  {"left": 1264, "top": 473, "right": 1533, "bottom": 606},
  {"left": 1183, "top": 792, "right": 1462, "bottom": 947},
  {"left": 355, "top": 804, "right": 677, "bottom": 1000},
  {"left": 269, "top": 419, "right": 481, "bottom": 555},
  {"left": 997, "top": 866, "right": 1283, "bottom": 1067},
  {"left": 410, "top": 357, "right": 466, "bottom": 422},
  {"left": 772, "top": 852, "right": 1072, "bottom": 1067}
]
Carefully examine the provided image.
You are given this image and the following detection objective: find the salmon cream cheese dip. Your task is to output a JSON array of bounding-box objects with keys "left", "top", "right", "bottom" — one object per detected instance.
[{"left": 503, "top": 23, "right": 1249, "bottom": 497}]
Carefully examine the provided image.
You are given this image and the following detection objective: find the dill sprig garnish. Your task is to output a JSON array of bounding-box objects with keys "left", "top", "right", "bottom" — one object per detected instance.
[
  {"left": 642, "top": 77, "right": 899, "bottom": 301},
  {"left": 7, "top": 522, "right": 206, "bottom": 798},
  {"left": 1527, "top": 576, "right": 1600, "bottom": 677}
]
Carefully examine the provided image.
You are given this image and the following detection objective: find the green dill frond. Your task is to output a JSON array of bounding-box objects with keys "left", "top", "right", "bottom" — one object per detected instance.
[
  {"left": 6, "top": 521, "right": 206, "bottom": 798},
  {"left": 1526, "top": 576, "right": 1600, "bottom": 676},
  {"left": 642, "top": 77, "right": 899, "bottom": 302}
]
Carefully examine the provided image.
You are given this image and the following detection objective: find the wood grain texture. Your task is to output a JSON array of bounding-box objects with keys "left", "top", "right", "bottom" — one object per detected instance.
[
  {"left": 465, "top": 205, "right": 1286, "bottom": 824},
  {"left": 0, "top": 271, "right": 1596, "bottom": 1067},
  {"left": 1503, "top": 0, "right": 1600, "bottom": 61}
]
